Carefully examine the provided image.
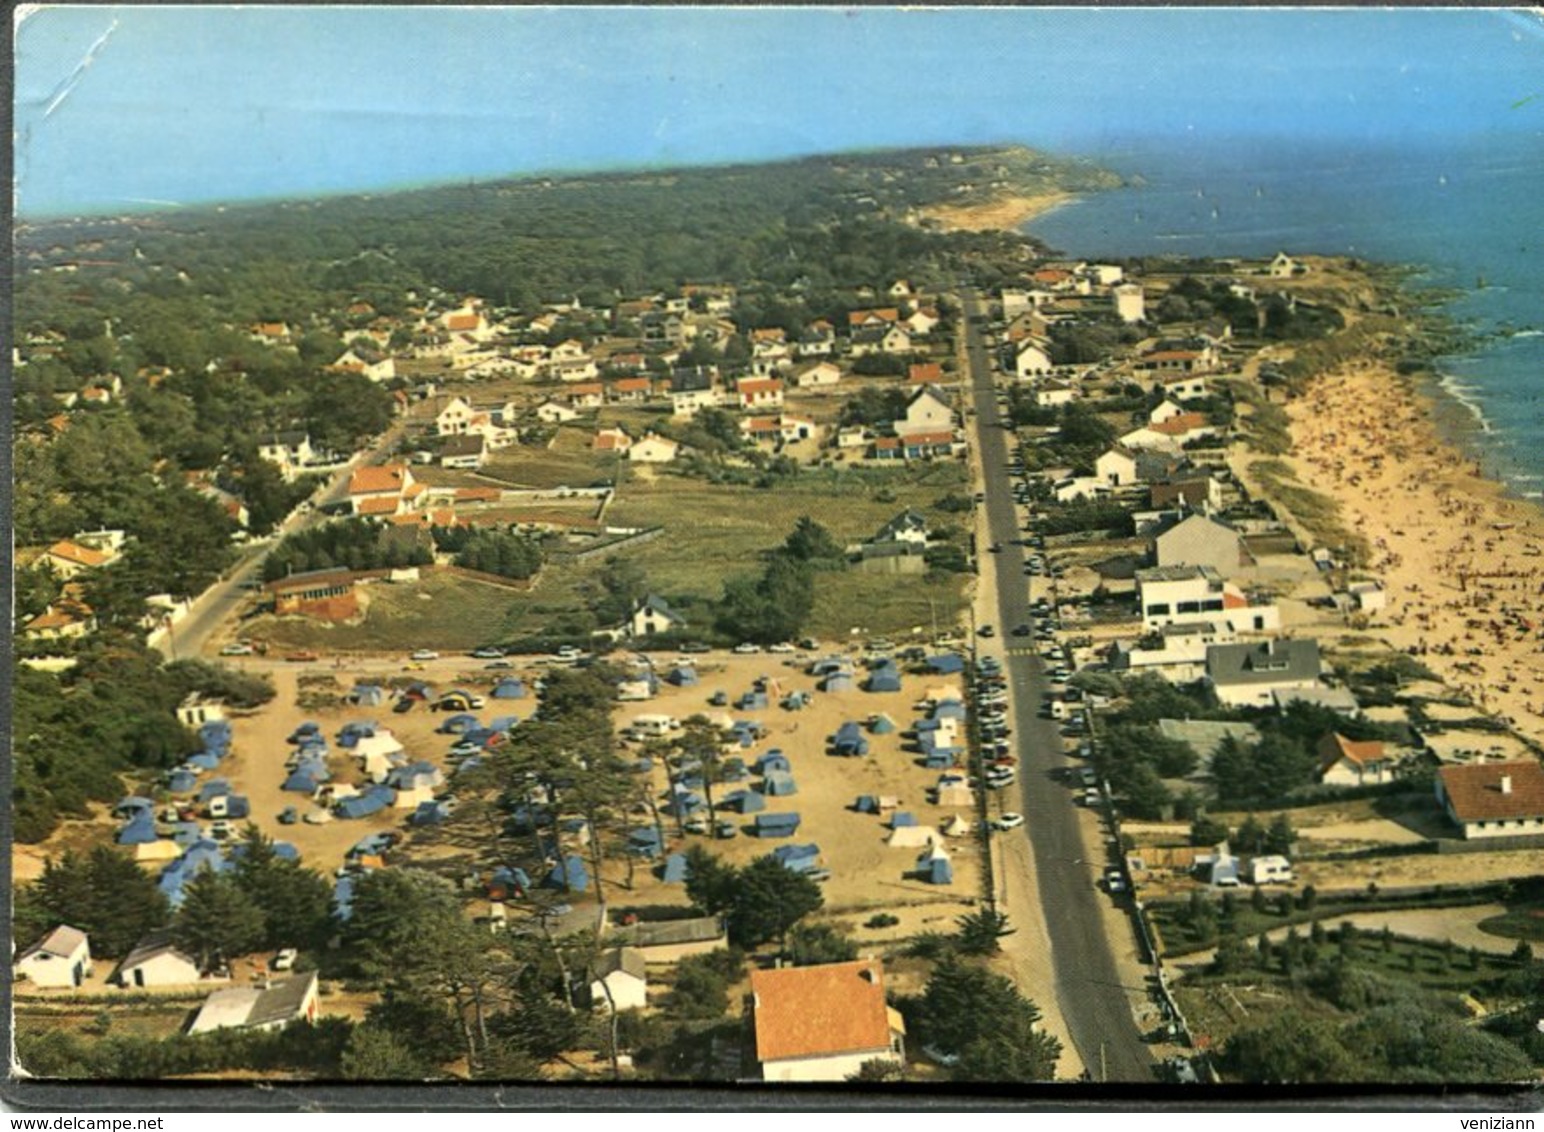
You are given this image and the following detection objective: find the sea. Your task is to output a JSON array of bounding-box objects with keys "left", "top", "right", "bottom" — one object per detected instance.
[{"left": 1025, "top": 133, "right": 1544, "bottom": 498}]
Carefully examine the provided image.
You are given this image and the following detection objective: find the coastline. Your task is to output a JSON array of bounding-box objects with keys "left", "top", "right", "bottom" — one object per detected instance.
[
  {"left": 916, "top": 190, "right": 1074, "bottom": 234},
  {"left": 1270, "top": 357, "right": 1544, "bottom": 738}
]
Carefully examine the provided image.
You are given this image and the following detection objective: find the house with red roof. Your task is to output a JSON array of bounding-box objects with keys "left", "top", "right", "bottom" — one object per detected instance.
[
  {"left": 1436, "top": 762, "right": 1544, "bottom": 840},
  {"left": 749, "top": 959, "right": 905, "bottom": 1082},
  {"left": 1317, "top": 732, "right": 1394, "bottom": 787},
  {"left": 347, "top": 464, "right": 423, "bottom": 517},
  {"left": 737, "top": 377, "right": 784, "bottom": 411}
]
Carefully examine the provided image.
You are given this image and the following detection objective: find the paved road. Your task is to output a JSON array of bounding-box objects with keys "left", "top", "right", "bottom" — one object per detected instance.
[
  {"left": 155, "top": 417, "right": 413, "bottom": 662},
  {"left": 960, "top": 290, "right": 1154, "bottom": 1082}
]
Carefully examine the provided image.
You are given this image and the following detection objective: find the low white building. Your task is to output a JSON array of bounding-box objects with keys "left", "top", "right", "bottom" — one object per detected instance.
[
  {"left": 582, "top": 947, "right": 648, "bottom": 1012},
  {"left": 1135, "top": 565, "right": 1280, "bottom": 634},
  {"left": 1436, "top": 762, "right": 1544, "bottom": 841},
  {"left": 189, "top": 972, "right": 320, "bottom": 1034},
  {"left": 751, "top": 960, "right": 906, "bottom": 1083},
  {"left": 111, "top": 935, "right": 204, "bottom": 988},
  {"left": 16, "top": 925, "right": 92, "bottom": 988}
]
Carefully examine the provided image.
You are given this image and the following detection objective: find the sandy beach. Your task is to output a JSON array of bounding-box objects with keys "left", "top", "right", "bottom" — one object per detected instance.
[
  {"left": 1278, "top": 361, "right": 1544, "bottom": 740},
  {"left": 916, "top": 191, "right": 1073, "bottom": 234}
]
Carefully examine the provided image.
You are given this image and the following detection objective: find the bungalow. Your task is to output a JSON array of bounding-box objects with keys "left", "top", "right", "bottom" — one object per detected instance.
[
  {"left": 265, "top": 569, "right": 362, "bottom": 622},
  {"left": 16, "top": 925, "right": 92, "bottom": 988},
  {"left": 1436, "top": 762, "right": 1544, "bottom": 841},
  {"left": 738, "top": 378, "right": 785, "bottom": 411},
  {"left": 1000, "top": 288, "right": 1032, "bottom": 319},
  {"left": 550, "top": 355, "right": 600, "bottom": 383},
  {"left": 1120, "top": 411, "right": 1219, "bottom": 454},
  {"left": 23, "top": 594, "right": 97, "bottom": 641},
  {"left": 846, "top": 307, "right": 901, "bottom": 331},
  {"left": 44, "top": 538, "right": 117, "bottom": 579},
  {"left": 904, "top": 306, "right": 940, "bottom": 337},
  {"left": 1151, "top": 471, "right": 1223, "bottom": 515},
  {"left": 1158, "top": 373, "right": 1210, "bottom": 402},
  {"left": 439, "top": 434, "right": 487, "bottom": 470},
  {"left": 793, "top": 361, "right": 842, "bottom": 390},
  {"left": 630, "top": 594, "right": 686, "bottom": 637},
  {"left": 907, "top": 362, "right": 944, "bottom": 386},
  {"left": 1317, "top": 732, "right": 1394, "bottom": 787},
  {"left": 740, "top": 414, "right": 816, "bottom": 446},
  {"left": 580, "top": 947, "right": 648, "bottom": 1012},
  {"left": 1205, "top": 639, "right": 1323, "bottom": 708},
  {"left": 894, "top": 384, "right": 954, "bottom": 438},
  {"left": 567, "top": 382, "right": 606, "bottom": 410},
  {"left": 609, "top": 376, "right": 654, "bottom": 404},
  {"left": 535, "top": 399, "right": 579, "bottom": 424},
  {"left": 750, "top": 959, "right": 906, "bottom": 1083},
  {"left": 329, "top": 349, "right": 395, "bottom": 383},
  {"left": 188, "top": 972, "right": 320, "bottom": 1034},
  {"left": 1153, "top": 513, "right": 1252, "bottom": 577},
  {"left": 1269, "top": 251, "right": 1300, "bottom": 279},
  {"left": 872, "top": 431, "right": 960, "bottom": 462},
  {"left": 435, "top": 396, "right": 478, "bottom": 436},
  {"left": 1106, "top": 622, "right": 1236, "bottom": 684},
  {"left": 628, "top": 434, "right": 681, "bottom": 464},
  {"left": 592, "top": 428, "right": 633, "bottom": 455},
  {"left": 111, "top": 933, "right": 204, "bottom": 987},
  {"left": 614, "top": 916, "right": 728, "bottom": 963},
  {"left": 1053, "top": 476, "right": 1110, "bottom": 504},
  {"left": 1035, "top": 379, "right": 1077, "bottom": 408},
  {"left": 849, "top": 324, "right": 912, "bottom": 358},
  {"left": 795, "top": 322, "right": 837, "bottom": 358},
  {"left": 671, "top": 387, "right": 721, "bottom": 418}
]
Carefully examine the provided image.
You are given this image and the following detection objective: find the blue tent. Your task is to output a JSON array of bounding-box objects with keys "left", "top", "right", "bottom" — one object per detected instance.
[
  {"left": 932, "top": 702, "right": 967, "bottom": 721},
  {"left": 772, "top": 843, "right": 821, "bottom": 872},
  {"left": 721, "top": 758, "right": 750, "bottom": 783},
  {"left": 628, "top": 827, "right": 664, "bottom": 858},
  {"left": 488, "top": 715, "right": 520, "bottom": 733},
  {"left": 720, "top": 789, "right": 766, "bottom": 814},
  {"left": 166, "top": 769, "right": 198, "bottom": 794},
  {"left": 438, "top": 713, "right": 481, "bottom": 735},
  {"left": 351, "top": 684, "right": 387, "bottom": 707},
  {"left": 891, "top": 812, "right": 918, "bottom": 828},
  {"left": 737, "top": 691, "right": 770, "bottom": 710},
  {"left": 198, "top": 779, "right": 232, "bottom": 803},
  {"left": 114, "top": 795, "right": 154, "bottom": 817},
  {"left": 199, "top": 721, "right": 232, "bottom": 752},
  {"left": 923, "top": 750, "right": 956, "bottom": 770},
  {"left": 666, "top": 665, "right": 698, "bottom": 687},
  {"left": 753, "top": 751, "right": 791, "bottom": 775},
  {"left": 761, "top": 771, "right": 799, "bottom": 797},
  {"left": 926, "top": 857, "right": 955, "bottom": 884},
  {"left": 333, "top": 874, "right": 357, "bottom": 921},
  {"left": 288, "top": 722, "right": 321, "bottom": 744},
  {"left": 754, "top": 812, "right": 801, "bottom": 838},
  {"left": 337, "top": 721, "right": 378, "bottom": 748},
  {"left": 350, "top": 832, "right": 395, "bottom": 858},
  {"left": 283, "top": 764, "right": 326, "bottom": 793},
  {"left": 664, "top": 792, "right": 705, "bottom": 817},
  {"left": 854, "top": 795, "right": 881, "bottom": 814},
  {"left": 411, "top": 800, "right": 452, "bottom": 826},
  {"left": 869, "top": 714, "right": 898, "bottom": 735},
  {"left": 224, "top": 796, "right": 250, "bottom": 819},
  {"left": 926, "top": 653, "right": 966, "bottom": 675},
  {"left": 865, "top": 664, "right": 903, "bottom": 693},
  {"left": 810, "top": 658, "right": 849, "bottom": 677},
  {"left": 185, "top": 752, "right": 221, "bottom": 771},
  {"left": 169, "top": 821, "right": 203, "bottom": 847},
  {"left": 832, "top": 722, "right": 869, "bottom": 757},
  {"left": 661, "top": 852, "right": 690, "bottom": 884},
  {"left": 273, "top": 842, "right": 300, "bottom": 862},
  {"left": 489, "top": 866, "right": 532, "bottom": 897},
  {"left": 116, "top": 811, "right": 158, "bottom": 845},
  {"left": 492, "top": 677, "right": 528, "bottom": 699},
  {"left": 819, "top": 671, "right": 856, "bottom": 693},
  {"left": 544, "top": 854, "right": 590, "bottom": 892},
  {"left": 336, "top": 786, "right": 393, "bottom": 819}
]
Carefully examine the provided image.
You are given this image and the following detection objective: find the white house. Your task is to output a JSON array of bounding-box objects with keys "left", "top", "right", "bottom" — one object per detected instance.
[
  {"left": 1106, "top": 622, "right": 1237, "bottom": 685},
  {"left": 1035, "top": 380, "right": 1077, "bottom": 408},
  {"left": 628, "top": 434, "right": 681, "bottom": 464},
  {"left": 630, "top": 594, "right": 686, "bottom": 637},
  {"left": 1205, "top": 639, "right": 1323, "bottom": 708},
  {"left": 1269, "top": 252, "right": 1300, "bottom": 279},
  {"left": 737, "top": 378, "right": 785, "bottom": 411},
  {"left": 792, "top": 361, "right": 842, "bottom": 390},
  {"left": 894, "top": 385, "right": 954, "bottom": 438},
  {"left": 1437, "top": 762, "right": 1544, "bottom": 841},
  {"left": 189, "top": 972, "right": 320, "bottom": 1034},
  {"left": 582, "top": 947, "right": 648, "bottom": 1012},
  {"left": 16, "top": 925, "right": 92, "bottom": 988},
  {"left": 750, "top": 959, "right": 906, "bottom": 1083},
  {"left": 1113, "top": 283, "right": 1146, "bottom": 323},
  {"left": 1011, "top": 338, "right": 1055, "bottom": 379},
  {"left": 111, "top": 934, "right": 204, "bottom": 988},
  {"left": 1096, "top": 446, "right": 1140, "bottom": 488},
  {"left": 1053, "top": 476, "right": 1110, "bottom": 504},
  {"left": 536, "top": 399, "right": 579, "bottom": 424},
  {"left": 1136, "top": 565, "right": 1280, "bottom": 634},
  {"left": 256, "top": 431, "right": 316, "bottom": 481},
  {"left": 435, "top": 396, "right": 478, "bottom": 436},
  {"left": 1317, "top": 732, "right": 1394, "bottom": 787}
]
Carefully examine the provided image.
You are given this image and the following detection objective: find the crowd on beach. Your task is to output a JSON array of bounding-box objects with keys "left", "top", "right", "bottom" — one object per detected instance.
[{"left": 1287, "top": 361, "right": 1544, "bottom": 729}]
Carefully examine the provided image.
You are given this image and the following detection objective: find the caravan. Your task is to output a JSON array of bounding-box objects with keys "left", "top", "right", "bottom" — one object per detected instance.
[{"left": 626, "top": 714, "right": 680, "bottom": 741}]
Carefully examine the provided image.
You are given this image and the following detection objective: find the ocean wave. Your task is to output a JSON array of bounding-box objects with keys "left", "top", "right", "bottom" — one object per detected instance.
[
  {"left": 1512, "top": 329, "right": 1543, "bottom": 339},
  {"left": 1437, "top": 373, "right": 1494, "bottom": 432}
]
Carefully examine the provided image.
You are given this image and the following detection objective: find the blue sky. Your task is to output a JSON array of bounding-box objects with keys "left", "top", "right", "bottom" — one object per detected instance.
[{"left": 14, "top": 6, "right": 1544, "bottom": 217}]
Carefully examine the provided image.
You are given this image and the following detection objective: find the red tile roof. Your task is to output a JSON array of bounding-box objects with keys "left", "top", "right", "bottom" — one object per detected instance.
[
  {"left": 444, "top": 313, "right": 480, "bottom": 331},
  {"left": 348, "top": 464, "right": 411, "bottom": 496},
  {"left": 751, "top": 960, "right": 896, "bottom": 1064},
  {"left": 356, "top": 496, "right": 402, "bottom": 516},
  {"left": 738, "top": 378, "right": 783, "bottom": 396},
  {"left": 1152, "top": 412, "right": 1212, "bottom": 436},
  {"left": 48, "top": 540, "right": 112, "bottom": 569},
  {"left": 1440, "top": 761, "right": 1544, "bottom": 822},
  {"left": 909, "top": 363, "right": 943, "bottom": 384},
  {"left": 1318, "top": 732, "right": 1387, "bottom": 772}
]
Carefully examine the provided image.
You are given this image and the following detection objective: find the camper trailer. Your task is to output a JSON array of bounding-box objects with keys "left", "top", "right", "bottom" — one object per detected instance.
[
  {"left": 626, "top": 714, "right": 680, "bottom": 740},
  {"left": 1249, "top": 856, "right": 1294, "bottom": 885}
]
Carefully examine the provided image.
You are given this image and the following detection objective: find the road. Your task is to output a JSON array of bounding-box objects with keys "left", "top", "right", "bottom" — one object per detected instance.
[
  {"left": 155, "top": 416, "right": 414, "bottom": 662},
  {"left": 960, "top": 289, "right": 1154, "bottom": 1082}
]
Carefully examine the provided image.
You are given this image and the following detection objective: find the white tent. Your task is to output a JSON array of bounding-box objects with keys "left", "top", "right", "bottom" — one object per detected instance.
[
  {"left": 133, "top": 839, "right": 182, "bottom": 863},
  {"left": 940, "top": 813, "right": 973, "bottom": 838},
  {"left": 936, "top": 784, "right": 974, "bottom": 808},
  {"left": 354, "top": 732, "right": 407, "bottom": 782},
  {"left": 924, "top": 685, "right": 964, "bottom": 704},
  {"left": 886, "top": 824, "right": 942, "bottom": 849}
]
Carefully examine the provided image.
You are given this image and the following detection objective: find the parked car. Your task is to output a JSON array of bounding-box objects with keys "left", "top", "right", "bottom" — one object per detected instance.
[
  {"left": 555, "top": 645, "right": 583, "bottom": 661},
  {"left": 768, "top": 642, "right": 797, "bottom": 653},
  {"left": 470, "top": 647, "right": 504, "bottom": 659},
  {"left": 410, "top": 649, "right": 440, "bottom": 661},
  {"left": 220, "top": 641, "right": 254, "bottom": 656},
  {"left": 277, "top": 806, "right": 299, "bottom": 825},
  {"left": 992, "top": 812, "right": 1025, "bottom": 832},
  {"left": 285, "top": 650, "right": 319, "bottom": 662},
  {"left": 680, "top": 642, "right": 711, "bottom": 654},
  {"left": 733, "top": 642, "right": 761, "bottom": 654},
  {"left": 977, "top": 625, "right": 995, "bottom": 638},
  {"left": 715, "top": 820, "right": 738, "bottom": 839},
  {"left": 272, "top": 948, "right": 299, "bottom": 971},
  {"left": 393, "top": 697, "right": 415, "bottom": 714},
  {"left": 1104, "top": 867, "right": 1127, "bottom": 894},
  {"left": 303, "top": 809, "right": 333, "bottom": 825}
]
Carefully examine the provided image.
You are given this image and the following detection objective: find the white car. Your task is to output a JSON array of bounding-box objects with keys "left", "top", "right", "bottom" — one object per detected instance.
[
  {"left": 219, "top": 642, "right": 254, "bottom": 656},
  {"left": 733, "top": 642, "right": 761, "bottom": 654},
  {"left": 410, "top": 649, "right": 440, "bottom": 661},
  {"left": 768, "top": 642, "right": 796, "bottom": 654},
  {"left": 992, "top": 813, "right": 1025, "bottom": 832},
  {"left": 303, "top": 809, "right": 334, "bottom": 825},
  {"left": 272, "top": 948, "right": 298, "bottom": 971}
]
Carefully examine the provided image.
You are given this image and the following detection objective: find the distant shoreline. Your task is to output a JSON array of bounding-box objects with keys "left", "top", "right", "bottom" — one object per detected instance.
[{"left": 914, "top": 191, "right": 1075, "bottom": 234}]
